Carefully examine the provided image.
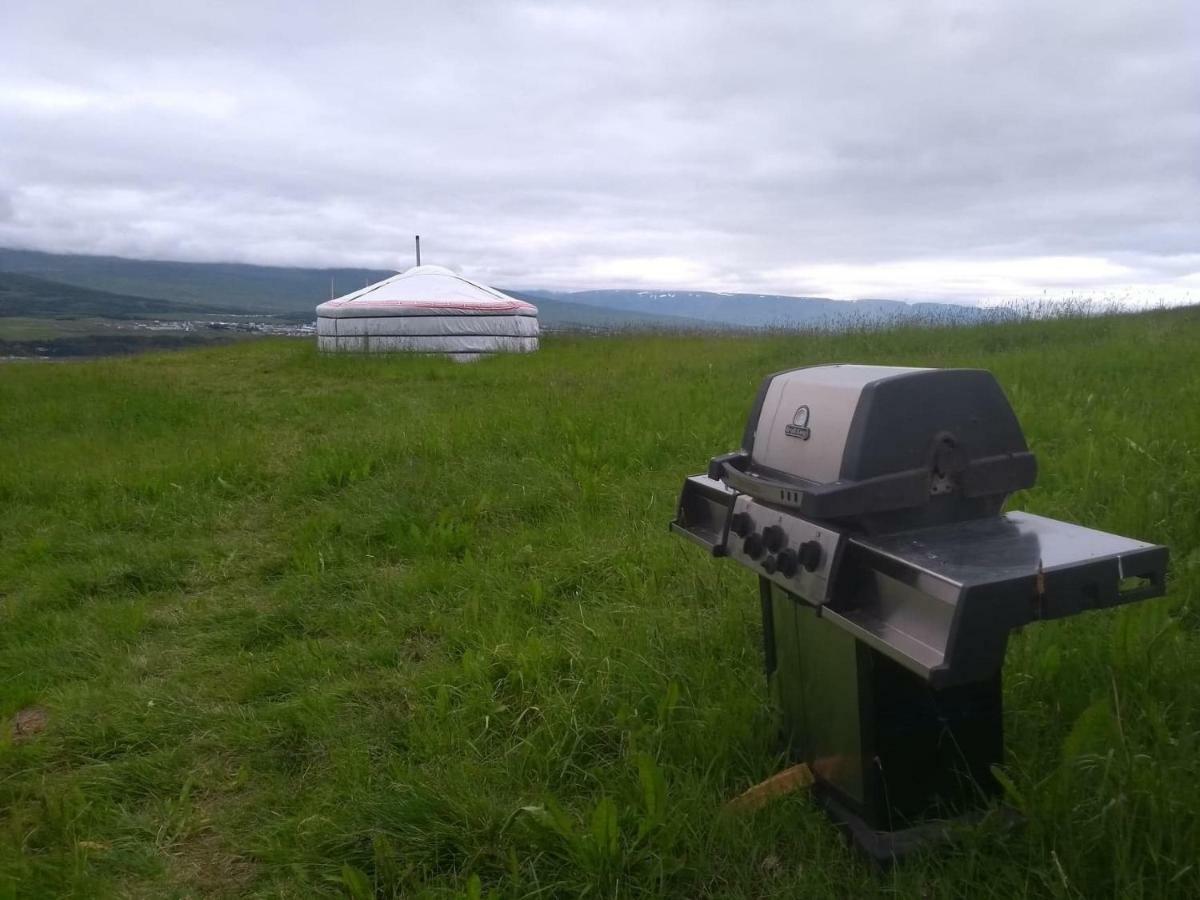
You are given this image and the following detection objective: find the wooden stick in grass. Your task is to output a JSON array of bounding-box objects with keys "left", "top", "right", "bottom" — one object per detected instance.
[{"left": 724, "top": 763, "right": 815, "bottom": 815}]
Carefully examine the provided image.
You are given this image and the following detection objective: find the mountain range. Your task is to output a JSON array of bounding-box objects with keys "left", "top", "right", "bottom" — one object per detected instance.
[
  {"left": 0, "top": 246, "right": 980, "bottom": 330},
  {"left": 514, "top": 288, "right": 983, "bottom": 329}
]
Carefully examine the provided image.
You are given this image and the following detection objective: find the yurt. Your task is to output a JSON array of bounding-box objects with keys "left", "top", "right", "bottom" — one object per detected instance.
[{"left": 316, "top": 265, "right": 539, "bottom": 358}]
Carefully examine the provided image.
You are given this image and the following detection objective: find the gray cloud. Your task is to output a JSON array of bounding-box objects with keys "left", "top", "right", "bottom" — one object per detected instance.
[{"left": 0, "top": 0, "right": 1197, "bottom": 301}]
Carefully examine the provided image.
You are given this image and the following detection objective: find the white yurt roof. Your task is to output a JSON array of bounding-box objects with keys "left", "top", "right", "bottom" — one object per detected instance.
[
  {"left": 316, "top": 265, "right": 538, "bottom": 319},
  {"left": 315, "top": 264, "right": 539, "bottom": 357}
]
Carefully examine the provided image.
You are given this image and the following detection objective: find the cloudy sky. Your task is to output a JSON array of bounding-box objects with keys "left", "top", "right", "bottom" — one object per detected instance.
[{"left": 1, "top": 1, "right": 1197, "bottom": 302}]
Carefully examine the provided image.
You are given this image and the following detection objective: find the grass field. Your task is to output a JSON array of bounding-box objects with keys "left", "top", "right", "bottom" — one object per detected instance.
[{"left": 1, "top": 309, "right": 1198, "bottom": 898}]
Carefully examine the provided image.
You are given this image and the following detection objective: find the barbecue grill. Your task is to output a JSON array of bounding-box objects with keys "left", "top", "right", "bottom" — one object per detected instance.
[{"left": 672, "top": 364, "right": 1168, "bottom": 858}]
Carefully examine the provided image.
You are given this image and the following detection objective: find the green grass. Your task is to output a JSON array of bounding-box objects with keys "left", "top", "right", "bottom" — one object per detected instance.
[{"left": 1, "top": 309, "right": 1198, "bottom": 898}]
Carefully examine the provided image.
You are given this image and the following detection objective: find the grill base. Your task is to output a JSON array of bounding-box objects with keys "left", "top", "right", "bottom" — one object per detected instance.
[
  {"left": 812, "top": 785, "right": 1020, "bottom": 864},
  {"left": 762, "top": 580, "right": 1004, "bottom": 852}
]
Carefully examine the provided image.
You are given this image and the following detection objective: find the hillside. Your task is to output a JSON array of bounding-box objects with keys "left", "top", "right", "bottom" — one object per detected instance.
[
  {"left": 1, "top": 308, "right": 1197, "bottom": 897},
  {"left": 0, "top": 271, "right": 247, "bottom": 320},
  {"left": 0, "top": 249, "right": 720, "bottom": 334},
  {"left": 0, "top": 246, "right": 395, "bottom": 315}
]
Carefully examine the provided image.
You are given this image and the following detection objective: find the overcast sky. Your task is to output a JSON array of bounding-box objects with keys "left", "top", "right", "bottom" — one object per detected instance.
[{"left": 1, "top": 1, "right": 1197, "bottom": 302}]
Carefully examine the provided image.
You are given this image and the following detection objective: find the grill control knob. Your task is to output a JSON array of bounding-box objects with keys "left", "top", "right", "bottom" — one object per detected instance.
[
  {"left": 730, "top": 512, "right": 755, "bottom": 538},
  {"left": 762, "top": 555, "right": 778, "bottom": 574},
  {"left": 798, "top": 540, "right": 822, "bottom": 572},
  {"left": 762, "top": 525, "right": 787, "bottom": 553},
  {"left": 776, "top": 548, "right": 799, "bottom": 577},
  {"left": 743, "top": 534, "right": 765, "bottom": 560}
]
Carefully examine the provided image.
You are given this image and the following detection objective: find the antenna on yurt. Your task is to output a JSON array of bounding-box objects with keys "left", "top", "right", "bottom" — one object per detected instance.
[
  {"left": 330, "top": 275, "right": 334, "bottom": 301},
  {"left": 415, "top": 235, "right": 421, "bottom": 267}
]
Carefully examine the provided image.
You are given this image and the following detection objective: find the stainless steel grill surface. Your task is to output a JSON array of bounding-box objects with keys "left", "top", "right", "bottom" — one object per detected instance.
[{"left": 671, "top": 364, "right": 1168, "bottom": 859}]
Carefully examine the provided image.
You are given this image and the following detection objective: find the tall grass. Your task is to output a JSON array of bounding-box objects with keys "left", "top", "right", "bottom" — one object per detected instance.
[{"left": 1, "top": 306, "right": 1198, "bottom": 897}]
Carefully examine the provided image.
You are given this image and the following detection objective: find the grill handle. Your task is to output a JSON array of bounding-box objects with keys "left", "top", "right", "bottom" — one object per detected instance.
[
  {"left": 718, "top": 457, "right": 927, "bottom": 519},
  {"left": 713, "top": 450, "right": 1035, "bottom": 520}
]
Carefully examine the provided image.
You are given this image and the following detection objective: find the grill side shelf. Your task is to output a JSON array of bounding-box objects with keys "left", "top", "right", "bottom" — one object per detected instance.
[
  {"left": 838, "top": 512, "right": 1170, "bottom": 685},
  {"left": 671, "top": 474, "right": 737, "bottom": 557}
]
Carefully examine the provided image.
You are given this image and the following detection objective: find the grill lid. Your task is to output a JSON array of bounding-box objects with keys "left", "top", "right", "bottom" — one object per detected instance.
[{"left": 710, "top": 364, "right": 1036, "bottom": 525}]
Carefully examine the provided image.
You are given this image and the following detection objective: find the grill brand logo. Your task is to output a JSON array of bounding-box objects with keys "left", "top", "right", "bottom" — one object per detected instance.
[{"left": 785, "top": 405, "right": 811, "bottom": 440}]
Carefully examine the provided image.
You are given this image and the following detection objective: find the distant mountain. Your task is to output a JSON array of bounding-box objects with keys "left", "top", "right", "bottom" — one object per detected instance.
[
  {"left": 0, "top": 272, "right": 248, "bottom": 320},
  {"left": 512, "top": 289, "right": 984, "bottom": 329},
  {"left": 0, "top": 247, "right": 718, "bottom": 328},
  {"left": 0, "top": 247, "right": 392, "bottom": 315},
  {"left": 504, "top": 290, "right": 719, "bottom": 331},
  {"left": 0, "top": 246, "right": 982, "bottom": 330}
]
